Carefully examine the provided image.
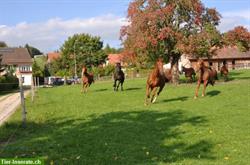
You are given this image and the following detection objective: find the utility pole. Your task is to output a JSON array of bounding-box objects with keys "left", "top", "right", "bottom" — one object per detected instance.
[{"left": 74, "top": 40, "right": 78, "bottom": 79}]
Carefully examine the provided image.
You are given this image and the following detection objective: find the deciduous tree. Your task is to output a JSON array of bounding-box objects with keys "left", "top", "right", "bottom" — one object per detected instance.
[
  {"left": 223, "top": 26, "right": 250, "bottom": 52},
  {"left": 121, "top": 0, "right": 221, "bottom": 83},
  {"left": 60, "top": 33, "right": 107, "bottom": 77}
]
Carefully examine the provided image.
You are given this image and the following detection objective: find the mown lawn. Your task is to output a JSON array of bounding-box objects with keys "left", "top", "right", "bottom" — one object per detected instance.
[{"left": 0, "top": 70, "right": 250, "bottom": 165}]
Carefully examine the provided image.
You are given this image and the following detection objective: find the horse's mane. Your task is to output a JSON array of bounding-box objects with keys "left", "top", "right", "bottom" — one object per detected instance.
[{"left": 152, "top": 60, "right": 164, "bottom": 77}]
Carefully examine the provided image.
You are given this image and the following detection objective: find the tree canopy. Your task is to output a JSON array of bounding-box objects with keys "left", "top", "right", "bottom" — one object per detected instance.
[
  {"left": 0, "top": 41, "right": 7, "bottom": 48},
  {"left": 25, "top": 44, "right": 43, "bottom": 58},
  {"left": 103, "top": 44, "right": 122, "bottom": 54},
  {"left": 223, "top": 26, "right": 250, "bottom": 52},
  {"left": 32, "top": 60, "right": 43, "bottom": 77},
  {"left": 60, "top": 33, "right": 107, "bottom": 77},
  {"left": 120, "top": 0, "right": 222, "bottom": 64}
]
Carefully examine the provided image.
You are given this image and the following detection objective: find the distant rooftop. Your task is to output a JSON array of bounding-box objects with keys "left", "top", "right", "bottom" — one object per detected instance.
[
  {"left": 0, "top": 47, "right": 32, "bottom": 65},
  {"left": 189, "top": 46, "right": 250, "bottom": 60}
]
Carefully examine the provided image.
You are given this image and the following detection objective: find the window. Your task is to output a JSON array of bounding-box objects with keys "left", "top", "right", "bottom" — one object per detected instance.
[{"left": 19, "top": 66, "right": 31, "bottom": 72}]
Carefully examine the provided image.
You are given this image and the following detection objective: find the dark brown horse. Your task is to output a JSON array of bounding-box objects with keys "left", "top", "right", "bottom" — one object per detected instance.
[
  {"left": 194, "top": 59, "right": 218, "bottom": 99},
  {"left": 145, "top": 58, "right": 166, "bottom": 105},
  {"left": 220, "top": 64, "right": 229, "bottom": 81},
  {"left": 81, "top": 66, "right": 94, "bottom": 93},
  {"left": 113, "top": 63, "right": 125, "bottom": 91},
  {"left": 182, "top": 66, "right": 196, "bottom": 83}
]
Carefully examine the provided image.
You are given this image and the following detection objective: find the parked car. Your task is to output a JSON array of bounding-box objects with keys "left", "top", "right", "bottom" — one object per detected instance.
[
  {"left": 53, "top": 78, "right": 64, "bottom": 86},
  {"left": 44, "top": 77, "right": 64, "bottom": 86}
]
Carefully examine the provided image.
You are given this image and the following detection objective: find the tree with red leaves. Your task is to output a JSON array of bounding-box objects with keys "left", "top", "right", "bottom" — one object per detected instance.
[
  {"left": 223, "top": 26, "right": 250, "bottom": 52},
  {"left": 120, "top": 0, "right": 221, "bottom": 83}
]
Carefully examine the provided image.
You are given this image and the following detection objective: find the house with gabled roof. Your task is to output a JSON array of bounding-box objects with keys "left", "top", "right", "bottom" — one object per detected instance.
[
  {"left": 0, "top": 47, "right": 33, "bottom": 85},
  {"left": 188, "top": 46, "right": 250, "bottom": 70}
]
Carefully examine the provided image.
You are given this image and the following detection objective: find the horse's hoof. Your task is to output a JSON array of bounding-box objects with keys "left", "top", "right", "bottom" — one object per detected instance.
[
  {"left": 152, "top": 98, "right": 157, "bottom": 103},
  {"left": 194, "top": 96, "right": 197, "bottom": 99},
  {"left": 201, "top": 94, "right": 205, "bottom": 97}
]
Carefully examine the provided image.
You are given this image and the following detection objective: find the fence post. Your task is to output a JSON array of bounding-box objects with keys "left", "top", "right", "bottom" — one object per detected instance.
[
  {"left": 31, "top": 76, "right": 34, "bottom": 102},
  {"left": 19, "top": 75, "right": 26, "bottom": 127},
  {"left": 34, "top": 77, "right": 37, "bottom": 91}
]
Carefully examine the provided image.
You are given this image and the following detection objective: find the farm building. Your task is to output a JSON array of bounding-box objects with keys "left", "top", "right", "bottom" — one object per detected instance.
[
  {"left": 189, "top": 46, "right": 250, "bottom": 71},
  {"left": 0, "top": 47, "right": 33, "bottom": 85}
]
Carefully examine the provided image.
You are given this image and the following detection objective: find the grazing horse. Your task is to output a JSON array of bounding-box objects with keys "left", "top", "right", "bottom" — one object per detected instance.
[
  {"left": 113, "top": 63, "right": 125, "bottom": 91},
  {"left": 220, "top": 63, "right": 229, "bottom": 81},
  {"left": 194, "top": 59, "right": 218, "bottom": 99},
  {"left": 182, "top": 66, "right": 196, "bottom": 83},
  {"left": 145, "top": 58, "right": 166, "bottom": 105},
  {"left": 81, "top": 66, "right": 94, "bottom": 93}
]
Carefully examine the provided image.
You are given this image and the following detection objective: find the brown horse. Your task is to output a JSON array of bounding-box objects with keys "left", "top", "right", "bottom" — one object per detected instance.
[
  {"left": 81, "top": 66, "right": 94, "bottom": 93},
  {"left": 182, "top": 66, "right": 196, "bottom": 83},
  {"left": 220, "top": 64, "right": 229, "bottom": 81},
  {"left": 145, "top": 58, "right": 166, "bottom": 105},
  {"left": 194, "top": 59, "right": 218, "bottom": 99},
  {"left": 113, "top": 63, "right": 125, "bottom": 91}
]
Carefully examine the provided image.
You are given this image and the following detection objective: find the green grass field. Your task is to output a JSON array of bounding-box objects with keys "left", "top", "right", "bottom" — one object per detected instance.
[{"left": 0, "top": 70, "right": 250, "bottom": 164}]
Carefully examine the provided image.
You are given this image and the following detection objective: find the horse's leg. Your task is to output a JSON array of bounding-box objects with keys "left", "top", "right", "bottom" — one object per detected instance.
[
  {"left": 121, "top": 81, "right": 124, "bottom": 91},
  {"left": 113, "top": 80, "right": 117, "bottom": 91},
  {"left": 117, "top": 81, "right": 121, "bottom": 91},
  {"left": 84, "top": 83, "right": 88, "bottom": 93},
  {"left": 194, "top": 80, "right": 201, "bottom": 99},
  {"left": 202, "top": 80, "right": 208, "bottom": 97},
  {"left": 152, "top": 84, "right": 165, "bottom": 103},
  {"left": 151, "top": 87, "right": 158, "bottom": 103},
  {"left": 81, "top": 82, "right": 85, "bottom": 93},
  {"left": 145, "top": 84, "right": 151, "bottom": 105}
]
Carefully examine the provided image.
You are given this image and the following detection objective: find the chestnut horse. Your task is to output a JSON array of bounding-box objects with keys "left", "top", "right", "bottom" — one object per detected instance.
[
  {"left": 220, "top": 63, "right": 229, "bottom": 81},
  {"left": 81, "top": 66, "right": 94, "bottom": 93},
  {"left": 182, "top": 66, "right": 196, "bottom": 83},
  {"left": 194, "top": 59, "right": 218, "bottom": 99},
  {"left": 145, "top": 58, "right": 166, "bottom": 105}
]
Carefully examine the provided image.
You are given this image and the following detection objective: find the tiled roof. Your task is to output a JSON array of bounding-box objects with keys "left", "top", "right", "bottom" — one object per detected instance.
[
  {"left": 107, "top": 54, "right": 124, "bottom": 65},
  {"left": 47, "top": 52, "right": 61, "bottom": 62},
  {"left": 0, "top": 48, "right": 32, "bottom": 65},
  {"left": 189, "top": 46, "right": 250, "bottom": 60}
]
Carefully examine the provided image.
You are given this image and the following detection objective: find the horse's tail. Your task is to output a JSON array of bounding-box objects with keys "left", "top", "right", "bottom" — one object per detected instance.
[{"left": 91, "top": 74, "right": 95, "bottom": 83}]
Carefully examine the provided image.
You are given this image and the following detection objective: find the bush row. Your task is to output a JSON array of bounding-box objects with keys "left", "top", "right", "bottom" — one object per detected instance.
[{"left": 0, "top": 75, "right": 19, "bottom": 91}]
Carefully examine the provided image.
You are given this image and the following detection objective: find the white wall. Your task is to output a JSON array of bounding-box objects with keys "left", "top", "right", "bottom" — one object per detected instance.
[{"left": 22, "top": 74, "right": 32, "bottom": 86}]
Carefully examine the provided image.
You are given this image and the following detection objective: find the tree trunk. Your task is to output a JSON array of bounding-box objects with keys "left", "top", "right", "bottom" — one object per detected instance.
[
  {"left": 64, "top": 75, "right": 66, "bottom": 85},
  {"left": 170, "top": 55, "right": 180, "bottom": 85},
  {"left": 171, "top": 63, "right": 179, "bottom": 85}
]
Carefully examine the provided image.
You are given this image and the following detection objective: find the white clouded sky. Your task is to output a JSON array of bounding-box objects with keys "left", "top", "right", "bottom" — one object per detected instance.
[
  {"left": 0, "top": 0, "right": 249, "bottom": 53},
  {"left": 0, "top": 15, "right": 128, "bottom": 52}
]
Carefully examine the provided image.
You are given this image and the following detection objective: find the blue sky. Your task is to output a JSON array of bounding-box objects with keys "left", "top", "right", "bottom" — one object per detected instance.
[{"left": 0, "top": 0, "right": 249, "bottom": 52}]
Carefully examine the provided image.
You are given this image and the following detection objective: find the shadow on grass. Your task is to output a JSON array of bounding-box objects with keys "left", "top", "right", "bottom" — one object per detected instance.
[
  {"left": 161, "top": 96, "right": 189, "bottom": 103},
  {"left": 94, "top": 88, "right": 108, "bottom": 92},
  {"left": 206, "top": 90, "right": 221, "bottom": 97},
  {"left": 125, "top": 87, "right": 142, "bottom": 91},
  {"left": 0, "top": 110, "right": 215, "bottom": 164}
]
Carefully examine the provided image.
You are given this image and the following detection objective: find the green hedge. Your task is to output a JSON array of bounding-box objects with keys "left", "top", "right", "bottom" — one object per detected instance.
[{"left": 0, "top": 75, "right": 19, "bottom": 91}]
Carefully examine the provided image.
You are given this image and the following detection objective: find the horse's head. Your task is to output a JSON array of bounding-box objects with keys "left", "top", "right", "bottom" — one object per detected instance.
[
  {"left": 82, "top": 66, "right": 87, "bottom": 74},
  {"left": 195, "top": 59, "right": 204, "bottom": 72},
  {"left": 156, "top": 58, "right": 164, "bottom": 74}
]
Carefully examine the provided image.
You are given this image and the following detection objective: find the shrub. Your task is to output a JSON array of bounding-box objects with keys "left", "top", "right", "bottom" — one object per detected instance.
[{"left": 0, "top": 74, "right": 19, "bottom": 91}]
